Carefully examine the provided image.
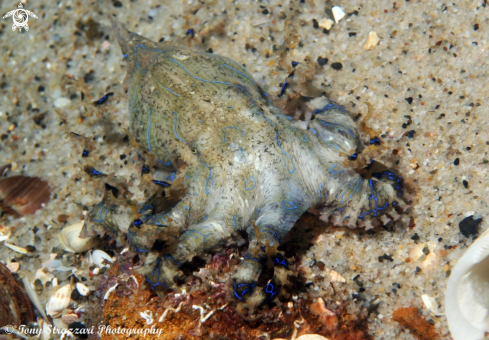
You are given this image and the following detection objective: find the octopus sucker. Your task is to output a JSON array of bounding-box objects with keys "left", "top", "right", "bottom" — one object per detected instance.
[{"left": 86, "top": 16, "right": 410, "bottom": 313}]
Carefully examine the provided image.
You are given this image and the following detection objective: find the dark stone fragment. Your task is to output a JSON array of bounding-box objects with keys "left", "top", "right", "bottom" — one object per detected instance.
[
  {"left": 83, "top": 71, "right": 95, "bottom": 83},
  {"left": 262, "top": 9, "right": 269, "bottom": 15},
  {"left": 402, "top": 123, "right": 408, "bottom": 129},
  {"left": 119, "top": 154, "right": 126, "bottom": 160},
  {"left": 463, "top": 180, "right": 468, "bottom": 189},
  {"left": 317, "top": 56, "right": 328, "bottom": 66},
  {"left": 407, "top": 130, "right": 416, "bottom": 138},
  {"left": 331, "top": 62, "right": 343, "bottom": 70},
  {"left": 312, "top": 19, "right": 319, "bottom": 29},
  {"left": 113, "top": 0, "right": 122, "bottom": 7},
  {"left": 348, "top": 32, "right": 357, "bottom": 37},
  {"left": 405, "top": 97, "right": 413, "bottom": 104},
  {"left": 474, "top": 23, "right": 479, "bottom": 31},
  {"left": 422, "top": 247, "right": 430, "bottom": 255},
  {"left": 454, "top": 158, "right": 460, "bottom": 165},
  {"left": 459, "top": 215, "right": 482, "bottom": 237},
  {"left": 378, "top": 253, "right": 394, "bottom": 262},
  {"left": 415, "top": 266, "right": 421, "bottom": 273},
  {"left": 71, "top": 287, "right": 81, "bottom": 300},
  {"left": 411, "top": 233, "right": 420, "bottom": 241},
  {"left": 38, "top": 85, "right": 45, "bottom": 92}
]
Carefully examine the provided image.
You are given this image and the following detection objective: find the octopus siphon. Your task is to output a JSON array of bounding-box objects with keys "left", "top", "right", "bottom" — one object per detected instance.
[{"left": 84, "top": 17, "right": 409, "bottom": 317}]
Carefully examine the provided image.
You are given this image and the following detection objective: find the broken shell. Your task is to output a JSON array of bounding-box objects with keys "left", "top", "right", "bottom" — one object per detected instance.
[
  {"left": 76, "top": 282, "right": 90, "bottom": 296},
  {"left": 364, "top": 31, "right": 380, "bottom": 50},
  {"left": 0, "top": 262, "right": 36, "bottom": 326},
  {"left": 6, "top": 262, "right": 20, "bottom": 273},
  {"left": 59, "top": 222, "right": 98, "bottom": 253},
  {"left": 45, "top": 283, "right": 73, "bottom": 318},
  {"left": 91, "top": 249, "right": 113, "bottom": 268},
  {"left": 0, "top": 175, "right": 50, "bottom": 215},
  {"left": 445, "top": 228, "right": 489, "bottom": 340},
  {"left": 4, "top": 242, "right": 29, "bottom": 254},
  {"left": 61, "top": 313, "right": 79, "bottom": 325},
  {"left": 331, "top": 6, "right": 345, "bottom": 23}
]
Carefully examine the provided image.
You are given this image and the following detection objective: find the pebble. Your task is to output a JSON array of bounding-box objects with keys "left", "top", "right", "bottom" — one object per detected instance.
[{"left": 53, "top": 97, "right": 71, "bottom": 108}]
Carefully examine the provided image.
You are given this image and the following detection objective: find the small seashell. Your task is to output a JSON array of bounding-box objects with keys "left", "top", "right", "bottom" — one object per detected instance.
[
  {"left": 46, "top": 283, "right": 74, "bottom": 318},
  {"left": 445, "top": 228, "right": 489, "bottom": 340},
  {"left": 329, "top": 270, "right": 346, "bottom": 283},
  {"left": 0, "top": 175, "right": 50, "bottom": 216},
  {"left": 59, "top": 222, "right": 98, "bottom": 253},
  {"left": 61, "top": 313, "right": 79, "bottom": 325},
  {"left": 4, "top": 242, "right": 29, "bottom": 254},
  {"left": 6, "top": 262, "right": 20, "bottom": 273},
  {"left": 364, "top": 31, "right": 380, "bottom": 50},
  {"left": 91, "top": 249, "right": 114, "bottom": 268},
  {"left": 76, "top": 282, "right": 90, "bottom": 296}
]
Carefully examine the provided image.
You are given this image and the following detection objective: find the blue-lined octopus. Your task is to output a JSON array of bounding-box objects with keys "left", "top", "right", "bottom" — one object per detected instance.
[{"left": 85, "top": 17, "right": 409, "bottom": 316}]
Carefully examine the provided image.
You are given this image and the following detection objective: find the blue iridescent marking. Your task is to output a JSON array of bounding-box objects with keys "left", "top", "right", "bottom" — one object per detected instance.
[
  {"left": 359, "top": 179, "right": 389, "bottom": 218},
  {"left": 123, "top": 53, "right": 127, "bottom": 58},
  {"left": 276, "top": 115, "right": 292, "bottom": 120},
  {"left": 258, "top": 225, "right": 281, "bottom": 242},
  {"left": 146, "top": 258, "right": 168, "bottom": 288},
  {"left": 93, "top": 92, "right": 114, "bottom": 106},
  {"left": 299, "top": 133, "right": 308, "bottom": 142},
  {"left": 318, "top": 183, "right": 324, "bottom": 198},
  {"left": 134, "top": 219, "right": 142, "bottom": 228},
  {"left": 165, "top": 172, "right": 176, "bottom": 182},
  {"left": 310, "top": 128, "right": 317, "bottom": 135},
  {"left": 245, "top": 177, "right": 256, "bottom": 190},
  {"left": 183, "top": 229, "right": 211, "bottom": 245},
  {"left": 349, "top": 153, "right": 358, "bottom": 160},
  {"left": 222, "top": 126, "right": 245, "bottom": 142},
  {"left": 232, "top": 215, "right": 237, "bottom": 227},
  {"left": 264, "top": 282, "right": 279, "bottom": 303},
  {"left": 272, "top": 256, "right": 289, "bottom": 269},
  {"left": 281, "top": 201, "right": 298, "bottom": 210},
  {"left": 205, "top": 169, "right": 213, "bottom": 194},
  {"left": 278, "top": 81, "right": 289, "bottom": 97},
  {"left": 138, "top": 204, "right": 154, "bottom": 213},
  {"left": 131, "top": 84, "right": 139, "bottom": 113},
  {"left": 173, "top": 111, "right": 187, "bottom": 143},
  {"left": 164, "top": 86, "right": 180, "bottom": 97},
  {"left": 371, "top": 171, "right": 404, "bottom": 197},
  {"left": 146, "top": 109, "right": 153, "bottom": 151},
  {"left": 292, "top": 61, "right": 299, "bottom": 67},
  {"left": 243, "top": 256, "right": 261, "bottom": 262},
  {"left": 370, "top": 137, "right": 381, "bottom": 145},
  {"left": 264, "top": 117, "right": 276, "bottom": 126},
  {"left": 170, "top": 58, "right": 256, "bottom": 105},
  {"left": 329, "top": 164, "right": 344, "bottom": 174},
  {"left": 316, "top": 119, "right": 356, "bottom": 139},
  {"left": 223, "top": 63, "right": 256, "bottom": 86},
  {"left": 276, "top": 132, "right": 295, "bottom": 174},
  {"left": 158, "top": 159, "right": 172, "bottom": 166},
  {"left": 153, "top": 180, "right": 170, "bottom": 187},
  {"left": 314, "top": 102, "right": 348, "bottom": 114},
  {"left": 152, "top": 48, "right": 163, "bottom": 52}
]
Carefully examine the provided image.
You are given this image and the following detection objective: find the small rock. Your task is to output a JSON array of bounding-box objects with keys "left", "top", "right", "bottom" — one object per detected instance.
[
  {"left": 364, "top": 31, "right": 380, "bottom": 50},
  {"left": 53, "top": 97, "right": 71, "bottom": 108},
  {"left": 459, "top": 215, "right": 482, "bottom": 237},
  {"left": 319, "top": 18, "right": 334, "bottom": 30}
]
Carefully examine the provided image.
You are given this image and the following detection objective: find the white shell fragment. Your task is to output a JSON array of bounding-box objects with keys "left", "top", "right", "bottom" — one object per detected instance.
[
  {"left": 91, "top": 249, "right": 113, "bottom": 268},
  {"left": 59, "top": 222, "right": 97, "bottom": 253},
  {"left": 331, "top": 6, "right": 345, "bottom": 24},
  {"left": 364, "top": 31, "right": 380, "bottom": 50},
  {"left": 445, "top": 228, "right": 489, "bottom": 340},
  {"left": 46, "top": 283, "right": 74, "bottom": 318},
  {"left": 318, "top": 18, "right": 334, "bottom": 30},
  {"left": 76, "top": 282, "right": 90, "bottom": 296},
  {"left": 4, "top": 242, "right": 29, "bottom": 254}
]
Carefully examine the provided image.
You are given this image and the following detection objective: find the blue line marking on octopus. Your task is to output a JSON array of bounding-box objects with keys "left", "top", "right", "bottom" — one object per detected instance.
[
  {"left": 276, "top": 132, "right": 295, "bottom": 173},
  {"left": 170, "top": 58, "right": 256, "bottom": 105},
  {"left": 245, "top": 177, "right": 256, "bottom": 190}
]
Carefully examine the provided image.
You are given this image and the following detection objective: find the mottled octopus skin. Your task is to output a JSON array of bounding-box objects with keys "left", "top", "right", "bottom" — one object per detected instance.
[{"left": 88, "top": 18, "right": 408, "bottom": 314}]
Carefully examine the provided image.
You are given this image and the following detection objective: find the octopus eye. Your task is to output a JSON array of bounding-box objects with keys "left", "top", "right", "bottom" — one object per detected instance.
[{"left": 191, "top": 149, "right": 198, "bottom": 154}]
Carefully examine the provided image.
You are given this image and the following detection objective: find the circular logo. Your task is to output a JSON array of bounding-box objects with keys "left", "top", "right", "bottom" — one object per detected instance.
[{"left": 3, "top": 325, "right": 14, "bottom": 334}]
